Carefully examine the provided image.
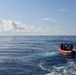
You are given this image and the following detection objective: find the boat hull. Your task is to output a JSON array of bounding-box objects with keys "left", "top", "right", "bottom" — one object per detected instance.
[{"left": 58, "top": 48, "right": 76, "bottom": 55}]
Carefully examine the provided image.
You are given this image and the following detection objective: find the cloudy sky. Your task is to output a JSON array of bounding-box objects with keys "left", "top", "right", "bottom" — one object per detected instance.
[{"left": 0, "top": 0, "right": 76, "bottom": 35}]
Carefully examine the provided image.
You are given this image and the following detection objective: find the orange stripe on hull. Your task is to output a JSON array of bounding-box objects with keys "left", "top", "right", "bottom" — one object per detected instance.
[{"left": 58, "top": 48, "right": 74, "bottom": 55}]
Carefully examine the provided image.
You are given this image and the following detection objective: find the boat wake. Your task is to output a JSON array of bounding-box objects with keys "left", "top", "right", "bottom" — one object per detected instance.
[
  {"left": 39, "top": 59, "right": 76, "bottom": 75},
  {"left": 39, "top": 52, "right": 58, "bottom": 57},
  {"left": 20, "top": 51, "right": 59, "bottom": 60},
  {"left": 38, "top": 62, "right": 51, "bottom": 72}
]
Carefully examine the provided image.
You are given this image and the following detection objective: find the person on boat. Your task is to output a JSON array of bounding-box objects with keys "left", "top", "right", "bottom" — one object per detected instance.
[
  {"left": 60, "top": 43, "right": 73, "bottom": 50},
  {"left": 60, "top": 43, "right": 65, "bottom": 50}
]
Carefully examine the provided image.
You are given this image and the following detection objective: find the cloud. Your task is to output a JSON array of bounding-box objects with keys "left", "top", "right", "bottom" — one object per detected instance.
[
  {"left": 41, "top": 18, "right": 52, "bottom": 21},
  {"left": 0, "top": 19, "right": 76, "bottom": 35},
  {"left": 41, "top": 18, "right": 58, "bottom": 22},
  {"left": 0, "top": 20, "right": 50, "bottom": 35},
  {"left": 36, "top": 18, "right": 58, "bottom": 23},
  {"left": 0, "top": 20, "right": 24, "bottom": 31}
]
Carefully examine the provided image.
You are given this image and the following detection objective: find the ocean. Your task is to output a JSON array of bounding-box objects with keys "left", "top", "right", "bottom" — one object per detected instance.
[{"left": 0, "top": 36, "right": 76, "bottom": 75}]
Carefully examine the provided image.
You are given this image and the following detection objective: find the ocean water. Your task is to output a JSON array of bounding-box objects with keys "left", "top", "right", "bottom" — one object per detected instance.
[{"left": 0, "top": 36, "right": 76, "bottom": 75}]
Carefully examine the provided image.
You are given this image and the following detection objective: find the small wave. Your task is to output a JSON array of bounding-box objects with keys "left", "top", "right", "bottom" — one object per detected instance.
[
  {"left": 43, "top": 52, "right": 58, "bottom": 56},
  {"left": 64, "top": 60, "right": 76, "bottom": 75},
  {"left": 45, "top": 72, "right": 61, "bottom": 75},
  {"left": 0, "top": 56, "right": 24, "bottom": 64},
  {"left": 38, "top": 62, "right": 50, "bottom": 72},
  {"left": 37, "top": 52, "right": 59, "bottom": 58},
  {"left": 45, "top": 60, "right": 76, "bottom": 75},
  {"left": 44, "top": 65, "right": 64, "bottom": 75}
]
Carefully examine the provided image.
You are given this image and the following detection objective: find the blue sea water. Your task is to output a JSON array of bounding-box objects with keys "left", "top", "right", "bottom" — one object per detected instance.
[{"left": 0, "top": 36, "right": 76, "bottom": 75}]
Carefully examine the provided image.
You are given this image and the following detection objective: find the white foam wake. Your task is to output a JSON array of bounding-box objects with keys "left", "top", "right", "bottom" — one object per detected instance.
[
  {"left": 38, "top": 62, "right": 50, "bottom": 72},
  {"left": 39, "top": 52, "right": 58, "bottom": 57},
  {"left": 45, "top": 72, "right": 61, "bottom": 75},
  {"left": 45, "top": 60, "right": 76, "bottom": 75}
]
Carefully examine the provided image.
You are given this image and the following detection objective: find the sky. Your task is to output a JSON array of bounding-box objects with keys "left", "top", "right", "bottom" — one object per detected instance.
[{"left": 0, "top": 0, "right": 76, "bottom": 36}]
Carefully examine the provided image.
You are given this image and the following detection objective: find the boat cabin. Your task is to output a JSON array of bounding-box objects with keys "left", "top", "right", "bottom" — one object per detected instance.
[{"left": 60, "top": 43, "right": 73, "bottom": 50}]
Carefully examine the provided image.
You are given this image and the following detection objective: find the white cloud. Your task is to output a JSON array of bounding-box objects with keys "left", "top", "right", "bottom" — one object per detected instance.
[
  {"left": 36, "top": 18, "right": 58, "bottom": 23},
  {"left": 0, "top": 19, "right": 76, "bottom": 35},
  {"left": 41, "top": 18, "right": 52, "bottom": 21},
  {"left": 41, "top": 18, "right": 58, "bottom": 22},
  {"left": 0, "top": 20, "right": 50, "bottom": 35},
  {"left": 0, "top": 20, "right": 24, "bottom": 31}
]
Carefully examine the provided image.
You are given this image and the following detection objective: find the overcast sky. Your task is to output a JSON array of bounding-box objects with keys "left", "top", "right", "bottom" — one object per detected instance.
[{"left": 0, "top": 0, "right": 76, "bottom": 35}]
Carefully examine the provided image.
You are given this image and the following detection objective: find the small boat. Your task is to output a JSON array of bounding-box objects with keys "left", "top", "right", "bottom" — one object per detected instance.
[
  {"left": 58, "top": 48, "right": 76, "bottom": 55},
  {"left": 58, "top": 43, "right": 76, "bottom": 55}
]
